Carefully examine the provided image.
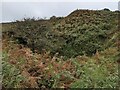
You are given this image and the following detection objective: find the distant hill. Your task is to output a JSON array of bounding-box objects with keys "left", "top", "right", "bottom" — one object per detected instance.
[{"left": 2, "top": 9, "right": 119, "bottom": 58}]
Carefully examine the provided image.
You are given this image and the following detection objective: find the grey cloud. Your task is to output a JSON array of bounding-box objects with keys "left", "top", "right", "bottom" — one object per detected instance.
[{"left": 2, "top": 2, "right": 118, "bottom": 23}]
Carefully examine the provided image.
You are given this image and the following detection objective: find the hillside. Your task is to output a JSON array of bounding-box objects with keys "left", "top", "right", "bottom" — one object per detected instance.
[
  {"left": 2, "top": 9, "right": 119, "bottom": 57},
  {"left": 2, "top": 9, "right": 120, "bottom": 88}
]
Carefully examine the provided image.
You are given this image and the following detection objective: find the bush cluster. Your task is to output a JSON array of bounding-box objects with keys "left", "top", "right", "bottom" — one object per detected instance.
[{"left": 3, "top": 9, "right": 118, "bottom": 58}]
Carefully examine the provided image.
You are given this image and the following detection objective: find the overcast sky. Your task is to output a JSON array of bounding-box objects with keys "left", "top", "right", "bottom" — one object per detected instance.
[{"left": 1, "top": 2, "right": 119, "bottom": 23}]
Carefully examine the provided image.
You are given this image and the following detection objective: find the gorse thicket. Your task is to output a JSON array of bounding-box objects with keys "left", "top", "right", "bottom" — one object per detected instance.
[
  {"left": 3, "top": 9, "right": 118, "bottom": 58},
  {"left": 2, "top": 9, "right": 120, "bottom": 88}
]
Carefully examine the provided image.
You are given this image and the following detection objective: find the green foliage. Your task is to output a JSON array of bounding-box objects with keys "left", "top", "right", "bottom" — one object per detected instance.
[
  {"left": 3, "top": 9, "right": 117, "bottom": 58},
  {"left": 2, "top": 38, "right": 119, "bottom": 88},
  {"left": 2, "top": 9, "right": 119, "bottom": 88},
  {"left": 70, "top": 56, "right": 118, "bottom": 88},
  {"left": 2, "top": 51, "right": 25, "bottom": 88},
  {"left": 37, "top": 76, "right": 54, "bottom": 88}
]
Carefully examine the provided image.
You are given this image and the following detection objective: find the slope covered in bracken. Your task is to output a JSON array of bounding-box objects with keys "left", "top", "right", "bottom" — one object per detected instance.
[
  {"left": 2, "top": 35, "right": 119, "bottom": 88},
  {"left": 2, "top": 9, "right": 120, "bottom": 88},
  {"left": 2, "top": 9, "right": 118, "bottom": 57}
]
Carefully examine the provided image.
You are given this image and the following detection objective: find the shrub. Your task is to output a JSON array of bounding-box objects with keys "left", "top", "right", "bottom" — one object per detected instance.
[
  {"left": 2, "top": 51, "right": 25, "bottom": 88},
  {"left": 4, "top": 9, "right": 117, "bottom": 58},
  {"left": 70, "top": 55, "right": 118, "bottom": 88}
]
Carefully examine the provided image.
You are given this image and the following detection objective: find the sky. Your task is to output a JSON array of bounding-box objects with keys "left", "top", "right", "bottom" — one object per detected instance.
[{"left": 1, "top": 1, "right": 119, "bottom": 23}]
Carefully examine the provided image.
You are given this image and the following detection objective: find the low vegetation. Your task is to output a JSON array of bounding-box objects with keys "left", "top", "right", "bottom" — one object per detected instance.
[{"left": 2, "top": 9, "right": 120, "bottom": 88}]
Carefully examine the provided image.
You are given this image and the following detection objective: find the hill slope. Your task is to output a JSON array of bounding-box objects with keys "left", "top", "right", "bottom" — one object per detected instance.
[
  {"left": 2, "top": 9, "right": 119, "bottom": 58},
  {"left": 2, "top": 9, "right": 120, "bottom": 88}
]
